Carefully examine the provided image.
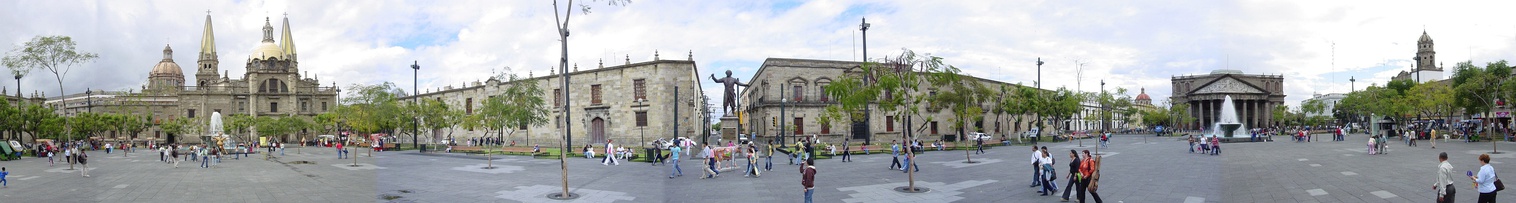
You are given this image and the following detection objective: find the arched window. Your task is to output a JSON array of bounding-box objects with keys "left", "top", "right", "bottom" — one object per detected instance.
[{"left": 259, "top": 79, "right": 288, "bottom": 93}]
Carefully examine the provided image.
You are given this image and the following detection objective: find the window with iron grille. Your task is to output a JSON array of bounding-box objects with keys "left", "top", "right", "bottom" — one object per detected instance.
[{"left": 633, "top": 79, "right": 646, "bottom": 101}]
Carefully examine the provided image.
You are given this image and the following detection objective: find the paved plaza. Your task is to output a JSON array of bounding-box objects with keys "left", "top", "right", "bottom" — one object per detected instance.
[
  {"left": 0, "top": 146, "right": 375, "bottom": 202},
  {"left": 374, "top": 134, "right": 1516, "bottom": 203},
  {"left": 2, "top": 135, "right": 1514, "bottom": 202}
]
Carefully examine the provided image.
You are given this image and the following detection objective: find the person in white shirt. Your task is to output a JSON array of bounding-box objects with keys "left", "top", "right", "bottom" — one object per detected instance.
[
  {"left": 1030, "top": 145, "right": 1042, "bottom": 188},
  {"left": 1433, "top": 152, "right": 1455, "bottom": 203},
  {"left": 1470, "top": 153, "right": 1498, "bottom": 203}
]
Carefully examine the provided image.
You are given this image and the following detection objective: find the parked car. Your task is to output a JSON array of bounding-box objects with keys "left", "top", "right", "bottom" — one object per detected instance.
[{"left": 968, "top": 132, "right": 992, "bottom": 141}]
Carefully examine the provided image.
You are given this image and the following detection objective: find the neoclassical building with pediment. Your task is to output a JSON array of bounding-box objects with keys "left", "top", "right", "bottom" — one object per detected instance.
[{"left": 1170, "top": 69, "right": 1285, "bottom": 130}]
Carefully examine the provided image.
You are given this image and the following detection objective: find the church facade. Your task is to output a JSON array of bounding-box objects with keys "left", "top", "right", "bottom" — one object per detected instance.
[{"left": 43, "top": 14, "right": 338, "bottom": 143}]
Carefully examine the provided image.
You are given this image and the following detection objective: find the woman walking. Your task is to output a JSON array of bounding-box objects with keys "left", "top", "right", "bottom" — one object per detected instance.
[
  {"left": 1080, "top": 150, "right": 1104, "bottom": 203},
  {"left": 1470, "top": 153, "right": 1499, "bottom": 203}
]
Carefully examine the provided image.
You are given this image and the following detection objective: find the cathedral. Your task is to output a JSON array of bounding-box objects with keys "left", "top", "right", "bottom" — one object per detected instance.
[{"left": 46, "top": 14, "right": 337, "bottom": 144}]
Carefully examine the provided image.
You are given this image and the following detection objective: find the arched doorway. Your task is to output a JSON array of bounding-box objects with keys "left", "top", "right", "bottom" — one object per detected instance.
[{"left": 591, "top": 118, "right": 606, "bottom": 144}]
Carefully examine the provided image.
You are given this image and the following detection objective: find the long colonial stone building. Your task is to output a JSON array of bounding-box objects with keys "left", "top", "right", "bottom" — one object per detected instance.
[
  {"left": 403, "top": 54, "right": 705, "bottom": 147},
  {"left": 42, "top": 14, "right": 338, "bottom": 143},
  {"left": 1170, "top": 69, "right": 1285, "bottom": 130},
  {"left": 738, "top": 58, "right": 1039, "bottom": 145}
]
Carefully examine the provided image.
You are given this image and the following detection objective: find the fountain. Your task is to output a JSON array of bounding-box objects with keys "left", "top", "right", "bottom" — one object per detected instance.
[
  {"left": 1210, "top": 95, "right": 1246, "bottom": 139},
  {"left": 206, "top": 112, "right": 229, "bottom": 149}
]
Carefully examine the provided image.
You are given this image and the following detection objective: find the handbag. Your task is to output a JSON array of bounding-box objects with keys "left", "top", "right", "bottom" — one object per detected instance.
[{"left": 1497, "top": 178, "right": 1506, "bottom": 192}]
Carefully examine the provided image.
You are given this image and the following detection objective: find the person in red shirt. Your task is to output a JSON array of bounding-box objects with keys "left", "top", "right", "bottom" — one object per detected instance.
[
  {"left": 800, "top": 159, "right": 816, "bottom": 203},
  {"left": 336, "top": 142, "right": 346, "bottom": 159}
]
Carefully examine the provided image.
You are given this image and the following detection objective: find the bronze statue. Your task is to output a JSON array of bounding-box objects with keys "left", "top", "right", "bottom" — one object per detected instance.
[{"left": 710, "top": 70, "right": 749, "bottom": 115}]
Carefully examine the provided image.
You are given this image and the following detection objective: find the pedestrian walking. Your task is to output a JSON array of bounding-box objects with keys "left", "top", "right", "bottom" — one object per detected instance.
[
  {"left": 975, "top": 137, "right": 986, "bottom": 154},
  {"left": 200, "top": 146, "right": 210, "bottom": 168},
  {"left": 702, "top": 154, "right": 719, "bottom": 179},
  {"left": 889, "top": 141, "right": 902, "bottom": 170},
  {"left": 669, "top": 145, "right": 683, "bottom": 178},
  {"left": 746, "top": 144, "right": 759, "bottom": 177},
  {"left": 765, "top": 140, "right": 775, "bottom": 171},
  {"left": 171, "top": 148, "right": 180, "bottom": 168},
  {"left": 800, "top": 159, "right": 816, "bottom": 203},
  {"left": 1039, "top": 148, "right": 1056, "bottom": 195},
  {"left": 1030, "top": 145, "right": 1041, "bottom": 188},
  {"left": 1409, "top": 130, "right": 1418, "bottom": 147},
  {"left": 602, "top": 139, "right": 620, "bottom": 166},
  {"left": 1080, "top": 150, "right": 1104, "bottom": 203},
  {"left": 78, "top": 150, "right": 89, "bottom": 177},
  {"left": 1434, "top": 152, "right": 1456, "bottom": 203},
  {"left": 1470, "top": 153, "right": 1499, "bottom": 203},
  {"left": 1061, "top": 150, "right": 1081, "bottom": 201},
  {"left": 336, "top": 142, "right": 347, "bottom": 159},
  {"left": 1, "top": 167, "right": 8, "bottom": 188},
  {"left": 47, "top": 151, "right": 54, "bottom": 167},
  {"left": 841, "top": 139, "right": 852, "bottom": 162},
  {"left": 1188, "top": 135, "right": 1196, "bottom": 153}
]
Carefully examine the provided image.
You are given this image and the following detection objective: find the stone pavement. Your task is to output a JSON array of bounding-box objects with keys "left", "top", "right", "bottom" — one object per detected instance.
[
  {"left": 0, "top": 146, "right": 375, "bottom": 202},
  {"left": 4, "top": 134, "right": 1513, "bottom": 202}
]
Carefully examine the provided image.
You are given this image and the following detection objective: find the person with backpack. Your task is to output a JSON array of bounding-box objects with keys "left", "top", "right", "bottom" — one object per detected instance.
[{"left": 77, "top": 149, "right": 89, "bottom": 177}]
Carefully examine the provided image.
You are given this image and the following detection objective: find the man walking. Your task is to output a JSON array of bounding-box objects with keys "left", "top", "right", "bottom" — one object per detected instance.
[
  {"left": 669, "top": 144, "right": 683, "bottom": 178},
  {"left": 975, "top": 137, "right": 985, "bottom": 154},
  {"left": 77, "top": 150, "right": 89, "bottom": 177},
  {"left": 800, "top": 159, "right": 816, "bottom": 203},
  {"left": 765, "top": 140, "right": 775, "bottom": 171},
  {"left": 336, "top": 142, "right": 346, "bottom": 159},
  {"left": 840, "top": 139, "right": 852, "bottom": 162},
  {"left": 1434, "top": 152, "right": 1455, "bottom": 203},
  {"left": 1030, "top": 145, "right": 1042, "bottom": 188},
  {"left": 890, "top": 141, "right": 902, "bottom": 170},
  {"left": 602, "top": 139, "right": 619, "bottom": 166}
]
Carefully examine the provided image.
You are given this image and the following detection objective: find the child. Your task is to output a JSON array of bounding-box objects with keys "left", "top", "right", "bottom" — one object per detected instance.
[
  {"left": 48, "top": 150, "right": 55, "bottom": 166},
  {"left": 1, "top": 167, "right": 8, "bottom": 188}
]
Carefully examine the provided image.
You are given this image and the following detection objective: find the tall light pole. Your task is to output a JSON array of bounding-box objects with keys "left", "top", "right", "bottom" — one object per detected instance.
[
  {"left": 1036, "top": 58, "right": 1043, "bottom": 89},
  {"left": 411, "top": 61, "right": 421, "bottom": 152},
  {"left": 780, "top": 87, "right": 787, "bottom": 147},
  {"left": 12, "top": 72, "right": 20, "bottom": 142},
  {"left": 859, "top": 18, "right": 872, "bottom": 145}
]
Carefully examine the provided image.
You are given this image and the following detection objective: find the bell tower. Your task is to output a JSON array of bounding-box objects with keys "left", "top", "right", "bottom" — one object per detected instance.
[
  {"left": 1415, "top": 31, "right": 1438, "bottom": 71},
  {"left": 195, "top": 12, "right": 220, "bottom": 86}
]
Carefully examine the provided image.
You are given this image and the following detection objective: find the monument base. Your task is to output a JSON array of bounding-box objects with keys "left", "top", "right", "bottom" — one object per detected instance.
[{"left": 720, "top": 116, "right": 740, "bottom": 143}]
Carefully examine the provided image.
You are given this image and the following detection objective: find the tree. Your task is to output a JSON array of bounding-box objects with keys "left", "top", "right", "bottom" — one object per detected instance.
[
  {"left": 1450, "top": 60, "right": 1513, "bottom": 152},
  {"left": 416, "top": 99, "right": 462, "bottom": 147},
  {"left": 550, "top": 0, "right": 631, "bottom": 198},
  {"left": 1, "top": 36, "right": 98, "bottom": 143},
  {"left": 469, "top": 74, "right": 550, "bottom": 169},
  {"left": 928, "top": 70, "right": 993, "bottom": 163},
  {"left": 1406, "top": 82, "right": 1456, "bottom": 129},
  {"left": 823, "top": 48, "right": 961, "bottom": 192}
]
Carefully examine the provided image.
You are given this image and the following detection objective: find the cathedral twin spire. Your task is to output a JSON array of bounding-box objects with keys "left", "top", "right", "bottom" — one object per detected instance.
[{"left": 199, "top": 12, "right": 297, "bottom": 61}]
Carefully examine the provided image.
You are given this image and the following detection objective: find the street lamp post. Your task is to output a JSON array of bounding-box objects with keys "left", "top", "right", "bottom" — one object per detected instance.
[
  {"left": 780, "top": 87, "right": 787, "bottom": 148},
  {"left": 1036, "top": 58, "right": 1043, "bottom": 89},
  {"left": 411, "top": 61, "right": 421, "bottom": 152},
  {"left": 12, "top": 73, "right": 20, "bottom": 142},
  {"left": 859, "top": 18, "right": 873, "bottom": 146}
]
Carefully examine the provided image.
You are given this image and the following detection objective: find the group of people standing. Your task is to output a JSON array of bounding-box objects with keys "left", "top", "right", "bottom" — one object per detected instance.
[
  {"left": 1433, "top": 152, "right": 1502, "bottom": 203},
  {"left": 1031, "top": 145, "right": 1103, "bottom": 202}
]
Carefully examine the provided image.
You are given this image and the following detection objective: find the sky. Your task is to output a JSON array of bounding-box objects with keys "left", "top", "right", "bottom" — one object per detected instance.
[{"left": 4, "top": 0, "right": 1516, "bottom": 113}]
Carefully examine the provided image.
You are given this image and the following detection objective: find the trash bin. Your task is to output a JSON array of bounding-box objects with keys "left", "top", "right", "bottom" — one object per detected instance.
[{"left": 644, "top": 148, "right": 657, "bottom": 163}]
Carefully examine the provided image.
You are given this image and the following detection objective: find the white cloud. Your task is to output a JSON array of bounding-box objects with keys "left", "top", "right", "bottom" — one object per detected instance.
[{"left": 5, "top": 0, "right": 1516, "bottom": 110}]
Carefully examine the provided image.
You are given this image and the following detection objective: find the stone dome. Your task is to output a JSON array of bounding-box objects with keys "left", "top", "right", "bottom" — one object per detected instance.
[
  {"left": 150, "top": 44, "right": 183, "bottom": 77},
  {"left": 250, "top": 41, "right": 284, "bottom": 60}
]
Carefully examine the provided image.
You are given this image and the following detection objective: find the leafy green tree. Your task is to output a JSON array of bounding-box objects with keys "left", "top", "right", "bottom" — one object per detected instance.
[
  {"left": 1406, "top": 82, "right": 1457, "bottom": 129},
  {"left": 1, "top": 36, "right": 98, "bottom": 143},
  {"left": 930, "top": 71, "right": 993, "bottom": 162},
  {"left": 823, "top": 48, "right": 963, "bottom": 191},
  {"left": 416, "top": 99, "right": 463, "bottom": 146},
  {"left": 1450, "top": 60, "right": 1513, "bottom": 152},
  {"left": 469, "top": 74, "right": 550, "bottom": 168}
]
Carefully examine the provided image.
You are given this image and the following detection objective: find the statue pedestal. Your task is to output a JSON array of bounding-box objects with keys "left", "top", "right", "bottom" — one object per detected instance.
[{"left": 720, "top": 116, "right": 740, "bottom": 143}]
